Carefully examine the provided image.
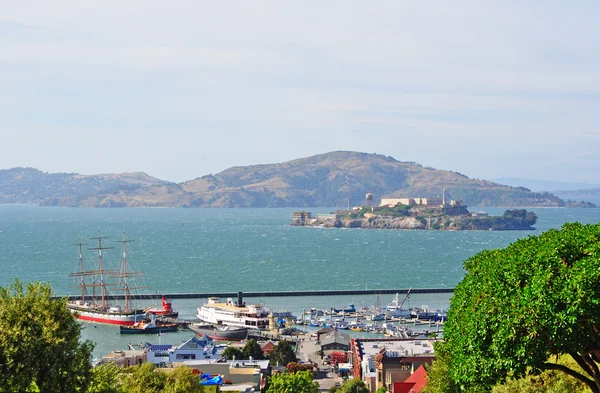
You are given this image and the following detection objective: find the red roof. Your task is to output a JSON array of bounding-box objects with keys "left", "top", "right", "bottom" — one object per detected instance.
[
  {"left": 404, "top": 365, "right": 428, "bottom": 392},
  {"left": 393, "top": 382, "right": 415, "bottom": 393}
]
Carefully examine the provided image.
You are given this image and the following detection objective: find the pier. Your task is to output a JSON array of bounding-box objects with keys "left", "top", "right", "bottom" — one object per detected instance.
[{"left": 58, "top": 288, "right": 453, "bottom": 301}]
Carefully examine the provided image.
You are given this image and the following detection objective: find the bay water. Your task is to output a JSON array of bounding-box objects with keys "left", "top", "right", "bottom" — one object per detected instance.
[{"left": 1, "top": 204, "right": 598, "bottom": 358}]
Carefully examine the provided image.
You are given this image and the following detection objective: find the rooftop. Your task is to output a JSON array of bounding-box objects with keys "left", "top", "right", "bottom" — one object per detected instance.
[{"left": 354, "top": 338, "right": 438, "bottom": 359}]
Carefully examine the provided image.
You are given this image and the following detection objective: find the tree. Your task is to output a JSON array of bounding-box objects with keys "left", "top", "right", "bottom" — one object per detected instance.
[
  {"left": 222, "top": 346, "right": 244, "bottom": 360},
  {"left": 266, "top": 370, "right": 319, "bottom": 393},
  {"left": 421, "top": 342, "right": 460, "bottom": 393},
  {"left": 88, "top": 363, "right": 124, "bottom": 393},
  {"left": 121, "top": 363, "right": 166, "bottom": 393},
  {"left": 163, "top": 365, "right": 204, "bottom": 393},
  {"left": 269, "top": 340, "right": 297, "bottom": 367},
  {"left": 491, "top": 355, "right": 592, "bottom": 393},
  {"left": 0, "top": 279, "right": 94, "bottom": 392},
  {"left": 338, "top": 379, "right": 369, "bottom": 393},
  {"left": 243, "top": 339, "right": 265, "bottom": 360},
  {"left": 443, "top": 222, "right": 600, "bottom": 392},
  {"left": 329, "top": 351, "right": 346, "bottom": 366}
]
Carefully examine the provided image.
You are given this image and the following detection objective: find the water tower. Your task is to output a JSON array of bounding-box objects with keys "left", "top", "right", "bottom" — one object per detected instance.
[{"left": 365, "top": 193, "right": 374, "bottom": 209}]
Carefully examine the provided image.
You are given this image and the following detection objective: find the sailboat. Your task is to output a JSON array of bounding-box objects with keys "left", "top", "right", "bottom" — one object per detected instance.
[{"left": 67, "top": 231, "right": 148, "bottom": 325}]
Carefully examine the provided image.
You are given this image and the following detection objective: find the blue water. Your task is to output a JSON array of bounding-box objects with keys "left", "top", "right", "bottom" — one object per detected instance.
[{"left": 1, "top": 204, "right": 598, "bottom": 358}]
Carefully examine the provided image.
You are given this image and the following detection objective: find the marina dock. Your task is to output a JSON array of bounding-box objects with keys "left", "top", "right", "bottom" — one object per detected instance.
[{"left": 59, "top": 288, "right": 453, "bottom": 301}]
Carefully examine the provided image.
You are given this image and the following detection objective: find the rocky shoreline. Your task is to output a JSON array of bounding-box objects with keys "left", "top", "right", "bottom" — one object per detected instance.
[{"left": 292, "top": 209, "right": 538, "bottom": 231}]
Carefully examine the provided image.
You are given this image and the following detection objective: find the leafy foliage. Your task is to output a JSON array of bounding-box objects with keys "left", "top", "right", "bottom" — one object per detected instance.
[
  {"left": 88, "top": 363, "right": 124, "bottom": 393},
  {"left": 0, "top": 279, "right": 94, "bottom": 392},
  {"left": 492, "top": 355, "right": 591, "bottom": 393},
  {"left": 266, "top": 370, "right": 320, "bottom": 393},
  {"left": 329, "top": 351, "right": 347, "bottom": 366},
  {"left": 163, "top": 365, "right": 205, "bottom": 393},
  {"left": 121, "top": 363, "right": 167, "bottom": 393},
  {"left": 222, "top": 346, "right": 244, "bottom": 360},
  {"left": 421, "top": 342, "right": 460, "bottom": 393},
  {"left": 443, "top": 222, "right": 600, "bottom": 392},
  {"left": 242, "top": 339, "right": 266, "bottom": 360},
  {"left": 338, "top": 378, "right": 370, "bottom": 393},
  {"left": 269, "top": 340, "right": 297, "bottom": 367}
]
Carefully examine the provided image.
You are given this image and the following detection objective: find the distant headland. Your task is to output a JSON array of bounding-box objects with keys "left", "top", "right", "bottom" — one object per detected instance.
[
  {"left": 291, "top": 192, "right": 538, "bottom": 230},
  {"left": 0, "top": 152, "right": 596, "bottom": 208}
]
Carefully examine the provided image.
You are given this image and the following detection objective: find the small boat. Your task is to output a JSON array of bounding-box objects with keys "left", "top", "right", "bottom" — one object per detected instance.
[
  {"left": 189, "top": 323, "right": 249, "bottom": 341},
  {"left": 120, "top": 314, "right": 178, "bottom": 334},
  {"left": 333, "top": 303, "right": 356, "bottom": 313},
  {"left": 147, "top": 296, "right": 179, "bottom": 318}
]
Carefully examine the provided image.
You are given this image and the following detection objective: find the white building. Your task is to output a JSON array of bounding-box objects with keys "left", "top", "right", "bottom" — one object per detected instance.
[{"left": 146, "top": 335, "right": 228, "bottom": 365}]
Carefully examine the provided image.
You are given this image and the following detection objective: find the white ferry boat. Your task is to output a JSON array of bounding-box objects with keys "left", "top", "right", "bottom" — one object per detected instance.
[{"left": 196, "top": 294, "right": 270, "bottom": 330}]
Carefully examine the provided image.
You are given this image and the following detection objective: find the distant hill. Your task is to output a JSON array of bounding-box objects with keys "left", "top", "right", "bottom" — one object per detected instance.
[
  {"left": 0, "top": 167, "right": 172, "bottom": 206},
  {"left": 552, "top": 189, "right": 600, "bottom": 206},
  {"left": 491, "top": 177, "right": 600, "bottom": 192},
  {"left": 0, "top": 152, "right": 570, "bottom": 208}
]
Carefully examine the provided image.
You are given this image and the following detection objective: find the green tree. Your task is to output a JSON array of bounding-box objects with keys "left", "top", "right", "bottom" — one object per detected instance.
[
  {"left": 269, "top": 340, "right": 297, "bottom": 367},
  {"left": 222, "top": 346, "right": 244, "bottom": 360},
  {"left": 266, "top": 370, "right": 319, "bottom": 393},
  {"left": 443, "top": 222, "right": 600, "bottom": 392},
  {"left": 121, "top": 363, "right": 166, "bottom": 393},
  {"left": 163, "top": 365, "right": 204, "bottom": 393},
  {"left": 242, "top": 339, "right": 265, "bottom": 360},
  {"left": 0, "top": 279, "right": 94, "bottom": 392},
  {"left": 491, "top": 356, "right": 592, "bottom": 393},
  {"left": 421, "top": 342, "right": 460, "bottom": 393},
  {"left": 87, "top": 363, "right": 124, "bottom": 393},
  {"left": 339, "top": 378, "right": 369, "bottom": 393}
]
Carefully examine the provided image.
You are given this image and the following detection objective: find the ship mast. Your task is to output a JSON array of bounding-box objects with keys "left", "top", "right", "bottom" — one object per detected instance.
[
  {"left": 70, "top": 237, "right": 88, "bottom": 301},
  {"left": 88, "top": 230, "right": 114, "bottom": 309},
  {"left": 112, "top": 232, "right": 144, "bottom": 312}
]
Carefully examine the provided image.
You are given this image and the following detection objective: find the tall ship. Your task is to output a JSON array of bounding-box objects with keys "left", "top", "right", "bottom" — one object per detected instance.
[
  {"left": 67, "top": 231, "right": 148, "bottom": 325},
  {"left": 196, "top": 293, "right": 270, "bottom": 330}
]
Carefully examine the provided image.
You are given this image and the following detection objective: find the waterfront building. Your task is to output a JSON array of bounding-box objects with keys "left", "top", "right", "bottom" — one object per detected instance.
[
  {"left": 379, "top": 198, "right": 444, "bottom": 208},
  {"left": 350, "top": 338, "right": 437, "bottom": 391},
  {"left": 146, "top": 336, "right": 227, "bottom": 365},
  {"left": 179, "top": 358, "right": 271, "bottom": 392},
  {"left": 320, "top": 330, "right": 350, "bottom": 352},
  {"left": 95, "top": 348, "right": 146, "bottom": 368}
]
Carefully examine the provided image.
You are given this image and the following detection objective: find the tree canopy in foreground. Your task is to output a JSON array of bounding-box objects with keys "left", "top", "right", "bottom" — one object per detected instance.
[
  {"left": 443, "top": 222, "right": 600, "bottom": 392},
  {"left": 266, "top": 370, "right": 319, "bottom": 393},
  {"left": 0, "top": 279, "right": 94, "bottom": 392}
]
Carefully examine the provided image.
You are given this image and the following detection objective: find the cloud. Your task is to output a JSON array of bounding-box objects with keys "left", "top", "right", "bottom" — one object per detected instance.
[{"left": 1, "top": 1, "right": 599, "bottom": 182}]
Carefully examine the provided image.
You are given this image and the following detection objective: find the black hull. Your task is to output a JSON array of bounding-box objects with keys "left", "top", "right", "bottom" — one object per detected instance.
[{"left": 189, "top": 325, "right": 249, "bottom": 341}]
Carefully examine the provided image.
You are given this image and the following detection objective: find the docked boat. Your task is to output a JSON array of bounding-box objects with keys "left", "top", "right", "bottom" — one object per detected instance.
[
  {"left": 196, "top": 293, "right": 269, "bottom": 330},
  {"left": 120, "top": 315, "right": 178, "bottom": 334},
  {"left": 189, "top": 323, "right": 249, "bottom": 341},
  {"left": 384, "top": 291, "right": 414, "bottom": 319},
  {"left": 147, "top": 296, "right": 179, "bottom": 318},
  {"left": 333, "top": 303, "right": 356, "bottom": 314},
  {"left": 67, "top": 231, "right": 147, "bottom": 325}
]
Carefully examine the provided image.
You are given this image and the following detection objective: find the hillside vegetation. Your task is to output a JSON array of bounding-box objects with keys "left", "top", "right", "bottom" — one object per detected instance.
[{"left": 0, "top": 152, "right": 570, "bottom": 208}]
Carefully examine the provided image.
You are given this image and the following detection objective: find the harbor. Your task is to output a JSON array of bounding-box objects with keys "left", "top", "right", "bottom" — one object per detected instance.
[{"left": 59, "top": 287, "right": 453, "bottom": 301}]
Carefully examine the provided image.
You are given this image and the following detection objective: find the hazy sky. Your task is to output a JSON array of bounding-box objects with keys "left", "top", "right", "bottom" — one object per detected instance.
[{"left": 2, "top": 1, "right": 599, "bottom": 183}]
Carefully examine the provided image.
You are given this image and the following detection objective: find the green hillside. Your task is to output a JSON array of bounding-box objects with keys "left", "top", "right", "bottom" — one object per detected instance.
[{"left": 0, "top": 152, "right": 569, "bottom": 208}]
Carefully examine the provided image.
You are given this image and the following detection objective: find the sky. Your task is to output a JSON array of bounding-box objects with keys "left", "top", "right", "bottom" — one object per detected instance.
[{"left": 1, "top": 1, "right": 599, "bottom": 184}]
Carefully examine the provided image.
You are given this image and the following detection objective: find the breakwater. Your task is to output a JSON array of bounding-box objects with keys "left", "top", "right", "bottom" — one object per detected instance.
[{"left": 58, "top": 288, "right": 453, "bottom": 301}]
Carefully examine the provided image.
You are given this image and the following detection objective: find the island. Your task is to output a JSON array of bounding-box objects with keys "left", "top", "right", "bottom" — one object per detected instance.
[{"left": 291, "top": 196, "right": 538, "bottom": 231}]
